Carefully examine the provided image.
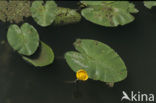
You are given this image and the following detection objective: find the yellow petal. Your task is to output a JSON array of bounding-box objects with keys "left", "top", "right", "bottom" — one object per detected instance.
[{"left": 76, "top": 69, "right": 88, "bottom": 81}]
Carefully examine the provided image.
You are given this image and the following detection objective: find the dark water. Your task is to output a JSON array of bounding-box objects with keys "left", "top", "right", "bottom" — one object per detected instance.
[{"left": 0, "top": 2, "right": 156, "bottom": 103}]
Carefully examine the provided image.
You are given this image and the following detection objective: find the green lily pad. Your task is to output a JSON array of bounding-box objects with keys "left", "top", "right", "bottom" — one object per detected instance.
[
  {"left": 7, "top": 23, "right": 39, "bottom": 56},
  {"left": 23, "top": 41, "right": 54, "bottom": 67},
  {"left": 144, "top": 1, "right": 156, "bottom": 9},
  {"left": 81, "top": 1, "right": 138, "bottom": 27},
  {"left": 65, "top": 39, "right": 127, "bottom": 83},
  {"left": 31, "top": 1, "right": 57, "bottom": 27}
]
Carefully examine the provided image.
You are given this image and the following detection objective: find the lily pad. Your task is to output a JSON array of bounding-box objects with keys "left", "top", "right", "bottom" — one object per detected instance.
[
  {"left": 144, "top": 1, "right": 156, "bottom": 9},
  {"left": 81, "top": 1, "right": 138, "bottom": 27},
  {"left": 23, "top": 41, "right": 54, "bottom": 67},
  {"left": 31, "top": 1, "right": 57, "bottom": 27},
  {"left": 7, "top": 23, "right": 39, "bottom": 56},
  {"left": 65, "top": 39, "right": 127, "bottom": 83}
]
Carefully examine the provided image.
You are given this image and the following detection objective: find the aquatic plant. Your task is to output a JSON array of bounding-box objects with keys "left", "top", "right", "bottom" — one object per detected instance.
[
  {"left": 0, "top": 1, "right": 31, "bottom": 23},
  {"left": 81, "top": 1, "right": 138, "bottom": 27},
  {"left": 65, "top": 39, "right": 127, "bottom": 85},
  {"left": 23, "top": 41, "right": 54, "bottom": 67},
  {"left": 144, "top": 1, "right": 156, "bottom": 9},
  {"left": 31, "top": 1, "right": 57, "bottom": 27},
  {"left": 0, "top": 0, "right": 156, "bottom": 86},
  {"left": 7, "top": 23, "right": 39, "bottom": 56}
]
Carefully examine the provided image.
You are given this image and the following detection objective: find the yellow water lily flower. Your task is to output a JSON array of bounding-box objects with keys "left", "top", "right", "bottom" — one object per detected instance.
[{"left": 76, "top": 69, "right": 88, "bottom": 81}]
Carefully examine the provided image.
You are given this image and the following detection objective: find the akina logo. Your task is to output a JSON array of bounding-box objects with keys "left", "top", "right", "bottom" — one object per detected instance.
[{"left": 121, "top": 91, "right": 155, "bottom": 102}]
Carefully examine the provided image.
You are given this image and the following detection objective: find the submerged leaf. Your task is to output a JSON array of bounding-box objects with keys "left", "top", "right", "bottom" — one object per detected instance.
[
  {"left": 31, "top": 1, "right": 57, "bottom": 27},
  {"left": 81, "top": 1, "right": 138, "bottom": 27},
  {"left": 0, "top": 1, "right": 8, "bottom": 22},
  {"left": 7, "top": 23, "right": 39, "bottom": 56},
  {"left": 0, "top": 1, "right": 31, "bottom": 23},
  {"left": 81, "top": 1, "right": 115, "bottom": 6},
  {"left": 65, "top": 39, "right": 127, "bottom": 83},
  {"left": 144, "top": 1, "right": 156, "bottom": 9},
  {"left": 23, "top": 41, "right": 54, "bottom": 67},
  {"left": 53, "top": 7, "right": 81, "bottom": 25}
]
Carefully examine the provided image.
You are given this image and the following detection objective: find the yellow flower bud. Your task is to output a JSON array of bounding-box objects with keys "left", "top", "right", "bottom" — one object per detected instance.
[{"left": 76, "top": 69, "right": 88, "bottom": 81}]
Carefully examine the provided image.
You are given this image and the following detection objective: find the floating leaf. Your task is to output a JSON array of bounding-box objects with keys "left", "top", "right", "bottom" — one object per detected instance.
[
  {"left": 23, "top": 41, "right": 54, "bottom": 67},
  {"left": 7, "top": 23, "right": 39, "bottom": 56},
  {"left": 81, "top": 1, "right": 138, "bottom": 27},
  {"left": 65, "top": 39, "right": 127, "bottom": 83},
  {"left": 53, "top": 7, "right": 81, "bottom": 25},
  {"left": 144, "top": 1, "right": 156, "bottom": 9},
  {"left": 31, "top": 1, "right": 57, "bottom": 27}
]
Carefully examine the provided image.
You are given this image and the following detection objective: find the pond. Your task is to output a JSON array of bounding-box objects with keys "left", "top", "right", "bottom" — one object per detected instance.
[{"left": 0, "top": 1, "right": 156, "bottom": 103}]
